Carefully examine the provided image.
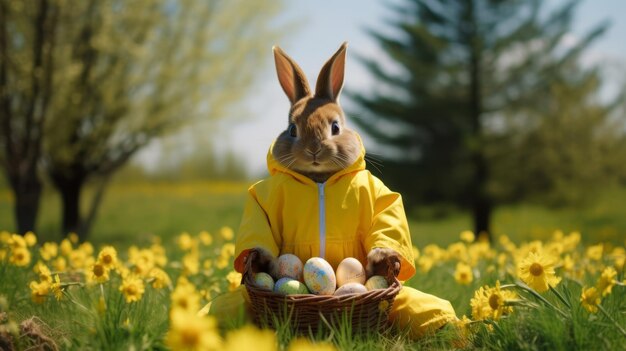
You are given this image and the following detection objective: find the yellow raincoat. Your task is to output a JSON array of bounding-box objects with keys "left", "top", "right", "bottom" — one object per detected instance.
[{"left": 207, "top": 139, "right": 457, "bottom": 338}]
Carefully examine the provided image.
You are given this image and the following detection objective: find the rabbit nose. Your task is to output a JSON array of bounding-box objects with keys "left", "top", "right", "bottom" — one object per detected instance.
[{"left": 308, "top": 148, "right": 321, "bottom": 156}]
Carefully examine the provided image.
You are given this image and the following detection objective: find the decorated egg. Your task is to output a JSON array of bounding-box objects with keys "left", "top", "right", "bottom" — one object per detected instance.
[
  {"left": 274, "top": 277, "right": 309, "bottom": 295},
  {"left": 271, "top": 254, "right": 303, "bottom": 280},
  {"left": 365, "top": 275, "right": 389, "bottom": 290},
  {"left": 303, "top": 257, "right": 336, "bottom": 295},
  {"left": 336, "top": 257, "right": 366, "bottom": 287},
  {"left": 334, "top": 282, "right": 368, "bottom": 296},
  {"left": 253, "top": 272, "right": 274, "bottom": 290}
]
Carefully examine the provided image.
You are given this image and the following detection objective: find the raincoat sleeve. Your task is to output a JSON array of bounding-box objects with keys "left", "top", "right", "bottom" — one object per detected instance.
[
  {"left": 363, "top": 177, "right": 416, "bottom": 281},
  {"left": 234, "top": 182, "right": 281, "bottom": 273}
]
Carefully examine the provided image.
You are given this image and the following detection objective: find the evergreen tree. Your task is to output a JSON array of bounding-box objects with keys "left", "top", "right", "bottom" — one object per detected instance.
[{"left": 350, "top": 0, "right": 620, "bottom": 239}]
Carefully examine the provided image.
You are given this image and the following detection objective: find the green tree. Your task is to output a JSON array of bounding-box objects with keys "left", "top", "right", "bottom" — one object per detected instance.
[
  {"left": 350, "top": 0, "right": 621, "bottom": 239},
  {"left": 0, "top": 0, "right": 283, "bottom": 239}
]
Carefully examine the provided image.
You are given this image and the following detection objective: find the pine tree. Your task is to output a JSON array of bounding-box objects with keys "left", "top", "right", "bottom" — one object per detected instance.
[{"left": 349, "top": 0, "right": 618, "bottom": 239}]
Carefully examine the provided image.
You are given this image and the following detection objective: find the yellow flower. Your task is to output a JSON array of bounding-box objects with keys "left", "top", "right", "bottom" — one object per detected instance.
[
  {"left": 470, "top": 281, "right": 516, "bottom": 320},
  {"left": 90, "top": 262, "right": 110, "bottom": 284},
  {"left": 412, "top": 245, "right": 420, "bottom": 261},
  {"left": 39, "top": 242, "right": 58, "bottom": 261},
  {"left": 29, "top": 280, "right": 50, "bottom": 303},
  {"left": 183, "top": 253, "right": 199, "bottom": 276},
  {"left": 0, "top": 231, "right": 10, "bottom": 244},
  {"left": 51, "top": 274, "right": 63, "bottom": 301},
  {"left": 563, "top": 231, "right": 581, "bottom": 252},
  {"left": 171, "top": 278, "right": 200, "bottom": 312},
  {"left": 220, "top": 226, "right": 234, "bottom": 241},
  {"left": 68, "top": 232, "right": 79, "bottom": 244},
  {"left": 580, "top": 286, "right": 600, "bottom": 313},
  {"left": 562, "top": 254, "right": 575, "bottom": 272},
  {"left": 448, "top": 242, "right": 468, "bottom": 261},
  {"left": 129, "top": 248, "right": 156, "bottom": 276},
  {"left": 470, "top": 286, "right": 489, "bottom": 321},
  {"left": 97, "top": 246, "right": 118, "bottom": 269},
  {"left": 199, "top": 231, "right": 213, "bottom": 246},
  {"left": 9, "top": 246, "right": 31, "bottom": 266},
  {"left": 423, "top": 244, "right": 446, "bottom": 261},
  {"left": 454, "top": 262, "right": 473, "bottom": 285},
  {"left": 460, "top": 230, "right": 475, "bottom": 243},
  {"left": 288, "top": 338, "right": 337, "bottom": 351},
  {"left": 0, "top": 249, "right": 6, "bottom": 262},
  {"left": 151, "top": 243, "right": 168, "bottom": 267},
  {"left": 78, "top": 242, "right": 94, "bottom": 256},
  {"left": 60, "top": 238, "right": 73, "bottom": 256},
  {"left": 34, "top": 262, "right": 52, "bottom": 283},
  {"left": 24, "top": 231, "right": 37, "bottom": 247},
  {"left": 223, "top": 325, "right": 275, "bottom": 351},
  {"left": 166, "top": 309, "right": 221, "bottom": 351},
  {"left": 8, "top": 234, "right": 26, "bottom": 249},
  {"left": 378, "top": 299, "right": 390, "bottom": 313},
  {"left": 226, "top": 271, "right": 242, "bottom": 292},
  {"left": 177, "top": 232, "right": 196, "bottom": 251},
  {"left": 52, "top": 256, "right": 67, "bottom": 272},
  {"left": 149, "top": 268, "right": 171, "bottom": 289},
  {"left": 417, "top": 256, "right": 434, "bottom": 273},
  {"left": 596, "top": 267, "right": 616, "bottom": 297},
  {"left": 119, "top": 275, "right": 145, "bottom": 303},
  {"left": 585, "top": 244, "right": 603, "bottom": 261},
  {"left": 518, "top": 252, "right": 561, "bottom": 292}
]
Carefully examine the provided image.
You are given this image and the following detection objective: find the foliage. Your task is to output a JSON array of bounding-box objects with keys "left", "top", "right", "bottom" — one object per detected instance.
[{"left": 349, "top": 0, "right": 624, "bottom": 236}]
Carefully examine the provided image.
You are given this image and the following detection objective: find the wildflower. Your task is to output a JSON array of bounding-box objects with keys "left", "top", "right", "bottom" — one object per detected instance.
[
  {"left": 182, "top": 253, "right": 199, "bottom": 276},
  {"left": 151, "top": 243, "right": 168, "bottom": 267},
  {"left": 470, "top": 281, "right": 516, "bottom": 320},
  {"left": 448, "top": 242, "right": 468, "bottom": 261},
  {"left": 288, "top": 338, "right": 337, "bottom": 351},
  {"left": 79, "top": 242, "right": 94, "bottom": 256},
  {"left": 460, "top": 230, "right": 475, "bottom": 243},
  {"left": 51, "top": 275, "right": 63, "bottom": 301},
  {"left": 149, "top": 268, "right": 171, "bottom": 289},
  {"left": 9, "top": 246, "right": 31, "bottom": 266},
  {"left": 226, "top": 270, "right": 242, "bottom": 292},
  {"left": 90, "top": 262, "right": 110, "bottom": 284},
  {"left": 203, "top": 259, "right": 213, "bottom": 270},
  {"left": 518, "top": 252, "right": 561, "bottom": 292},
  {"left": 417, "top": 256, "right": 434, "bottom": 273},
  {"left": 596, "top": 267, "right": 616, "bottom": 297},
  {"left": 423, "top": 244, "right": 446, "bottom": 261},
  {"left": 33, "top": 262, "right": 52, "bottom": 283},
  {"left": 39, "top": 242, "right": 58, "bottom": 261},
  {"left": 129, "top": 247, "right": 156, "bottom": 276},
  {"left": 166, "top": 309, "right": 221, "bottom": 351},
  {"left": 586, "top": 244, "right": 603, "bottom": 261},
  {"left": 220, "top": 226, "right": 234, "bottom": 241},
  {"left": 563, "top": 231, "right": 581, "bottom": 252},
  {"left": 199, "top": 231, "right": 213, "bottom": 246},
  {"left": 24, "top": 231, "right": 37, "bottom": 247},
  {"left": 8, "top": 234, "right": 26, "bottom": 249},
  {"left": 454, "top": 262, "right": 473, "bottom": 285},
  {"left": 97, "top": 246, "right": 118, "bottom": 269},
  {"left": 69, "top": 249, "right": 92, "bottom": 270},
  {"left": 0, "top": 249, "right": 6, "bottom": 261},
  {"left": 562, "top": 254, "right": 574, "bottom": 272},
  {"left": 177, "top": 232, "right": 196, "bottom": 251},
  {"left": 0, "top": 231, "right": 10, "bottom": 244},
  {"left": 171, "top": 278, "right": 200, "bottom": 312},
  {"left": 412, "top": 245, "right": 420, "bottom": 261},
  {"left": 29, "top": 280, "right": 50, "bottom": 303},
  {"left": 119, "top": 275, "right": 145, "bottom": 303},
  {"left": 52, "top": 256, "right": 67, "bottom": 272},
  {"left": 223, "top": 324, "right": 276, "bottom": 351},
  {"left": 580, "top": 286, "right": 600, "bottom": 313},
  {"left": 60, "top": 238, "right": 73, "bottom": 256}
]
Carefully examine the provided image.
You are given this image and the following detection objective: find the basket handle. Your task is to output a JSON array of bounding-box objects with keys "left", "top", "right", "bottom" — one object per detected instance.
[
  {"left": 385, "top": 255, "right": 401, "bottom": 281},
  {"left": 241, "top": 248, "right": 259, "bottom": 284}
]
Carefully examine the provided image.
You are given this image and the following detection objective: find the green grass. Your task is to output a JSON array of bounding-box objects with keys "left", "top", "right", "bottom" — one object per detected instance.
[{"left": 1, "top": 180, "right": 626, "bottom": 248}]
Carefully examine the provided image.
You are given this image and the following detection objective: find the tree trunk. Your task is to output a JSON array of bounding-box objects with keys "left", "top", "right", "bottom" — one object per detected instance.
[
  {"left": 11, "top": 175, "right": 42, "bottom": 234},
  {"left": 472, "top": 196, "right": 492, "bottom": 241},
  {"left": 51, "top": 171, "right": 86, "bottom": 240}
]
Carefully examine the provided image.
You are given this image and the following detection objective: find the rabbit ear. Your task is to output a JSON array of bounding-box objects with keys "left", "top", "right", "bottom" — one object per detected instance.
[
  {"left": 273, "top": 46, "right": 311, "bottom": 104},
  {"left": 315, "top": 42, "right": 347, "bottom": 101}
]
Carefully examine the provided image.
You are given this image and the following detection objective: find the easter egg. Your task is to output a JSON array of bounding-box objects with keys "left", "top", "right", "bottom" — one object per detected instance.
[
  {"left": 336, "top": 257, "right": 366, "bottom": 287},
  {"left": 274, "top": 277, "right": 309, "bottom": 295},
  {"left": 272, "top": 254, "right": 303, "bottom": 280},
  {"left": 334, "top": 282, "right": 368, "bottom": 296},
  {"left": 303, "top": 257, "right": 336, "bottom": 295},
  {"left": 365, "top": 275, "right": 389, "bottom": 290},
  {"left": 253, "top": 272, "right": 274, "bottom": 290}
]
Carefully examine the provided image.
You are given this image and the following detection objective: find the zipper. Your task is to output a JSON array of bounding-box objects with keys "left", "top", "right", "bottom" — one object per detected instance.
[{"left": 317, "top": 182, "right": 326, "bottom": 258}]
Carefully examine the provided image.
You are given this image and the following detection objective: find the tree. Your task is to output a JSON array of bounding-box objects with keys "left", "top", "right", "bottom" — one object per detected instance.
[
  {"left": 0, "top": 0, "right": 59, "bottom": 234},
  {"left": 0, "top": 0, "right": 283, "bottom": 239},
  {"left": 349, "top": 0, "right": 620, "bottom": 239}
]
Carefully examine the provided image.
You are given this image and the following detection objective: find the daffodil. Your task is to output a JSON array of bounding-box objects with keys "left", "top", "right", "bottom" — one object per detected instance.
[
  {"left": 518, "top": 252, "right": 561, "bottom": 292},
  {"left": 596, "top": 267, "right": 616, "bottom": 297},
  {"left": 470, "top": 281, "right": 516, "bottom": 321},
  {"left": 33, "top": 262, "right": 52, "bottom": 283},
  {"left": 171, "top": 278, "right": 200, "bottom": 312},
  {"left": 9, "top": 246, "right": 31, "bottom": 266},
  {"left": 39, "top": 242, "right": 58, "bottom": 261},
  {"left": 90, "top": 262, "right": 110, "bottom": 284},
  {"left": 24, "top": 231, "right": 37, "bottom": 247},
  {"left": 226, "top": 271, "right": 242, "bottom": 292},
  {"left": 29, "top": 280, "right": 50, "bottom": 303},
  {"left": 223, "top": 325, "right": 276, "bottom": 351},
  {"left": 97, "top": 246, "right": 118, "bottom": 269},
  {"left": 166, "top": 309, "right": 221, "bottom": 351},
  {"left": 198, "top": 231, "right": 213, "bottom": 246},
  {"left": 460, "top": 230, "right": 475, "bottom": 243},
  {"left": 149, "top": 268, "right": 171, "bottom": 289},
  {"left": 580, "top": 286, "right": 600, "bottom": 313},
  {"left": 177, "top": 232, "right": 196, "bottom": 251},
  {"left": 51, "top": 274, "right": 63, "bottom": 301},
  {"left": 287, "top": 337, "right": 337, "bottom": 351},
  {"left": 220, "top": 226, "right": 234, "bottom": 241},
  {"left": 454, "top": 262, "right": 473, "bottom": 285},
  {"left": 585, "top": 244, "right": 603, "bottom": 261},
  {"left": 119, "top": 275, "right": 145, "bottom": 303}
]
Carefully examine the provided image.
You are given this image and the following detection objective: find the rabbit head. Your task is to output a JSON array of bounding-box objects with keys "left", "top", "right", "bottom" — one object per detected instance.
[{"left": 271, "top": 42, "right": 361, "bottom": 183}]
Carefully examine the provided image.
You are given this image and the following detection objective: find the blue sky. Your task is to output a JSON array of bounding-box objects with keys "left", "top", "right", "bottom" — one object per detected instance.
[{"left": 138, "top": 0, "right": 626, "bottom": 176}]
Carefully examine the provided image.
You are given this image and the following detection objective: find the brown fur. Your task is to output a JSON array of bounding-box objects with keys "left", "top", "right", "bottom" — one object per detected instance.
[
  {"left": 271, "top": 43, "right": 360, "bottom": 184},
  {"left": 366, "top": 248, "right": 401, "bottom": 277}
]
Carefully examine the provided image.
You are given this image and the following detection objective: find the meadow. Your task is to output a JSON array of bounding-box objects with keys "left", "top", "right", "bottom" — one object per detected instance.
[{"left": 0, "top": 180, "right": 625, "bottom": 350}]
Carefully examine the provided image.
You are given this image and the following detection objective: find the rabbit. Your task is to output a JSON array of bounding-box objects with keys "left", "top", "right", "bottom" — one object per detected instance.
[{"left": 247, "top": 42, "right": 401, "bottom": 278}]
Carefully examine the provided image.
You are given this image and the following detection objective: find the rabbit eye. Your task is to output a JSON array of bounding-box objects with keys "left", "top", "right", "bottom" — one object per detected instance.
[
  {"left": 288, "top": 123, "right": 297, "bottom": 137},
  {"left": 331, "top": 121, "right": 340, "bottom": 135}
]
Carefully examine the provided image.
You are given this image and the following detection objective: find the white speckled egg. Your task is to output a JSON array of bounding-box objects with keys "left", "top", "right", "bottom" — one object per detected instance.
[
  {"left": 365, "top": 275, "right": 389, "bottom": 290},
  {"left": 272, "top": 254, "right": 303, "bottom": 280},
  {"left": 274, "top": 277, "right": 309, "bottom": 295},
  {"left": 303, "top": 257, "right": 336, "bottom": 295},
  {"left": 333, "top": 282, "right": 368, "bottom": 296},
  {"left": 253, "top": 272, "right": 275, "bottom": 290},
  {"left": 336, "top": 257, "right": 366, "bottom": 287}
]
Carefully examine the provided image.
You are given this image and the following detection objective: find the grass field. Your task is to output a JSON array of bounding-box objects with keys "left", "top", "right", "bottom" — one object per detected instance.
[{"left": 1, "top": 180, "right": 625, "bottom": 350}]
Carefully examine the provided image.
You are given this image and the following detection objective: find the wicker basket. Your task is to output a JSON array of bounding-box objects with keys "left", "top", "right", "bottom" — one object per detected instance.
[{"left": 242, "top": 249, "right": 402, "bottom": 334}]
